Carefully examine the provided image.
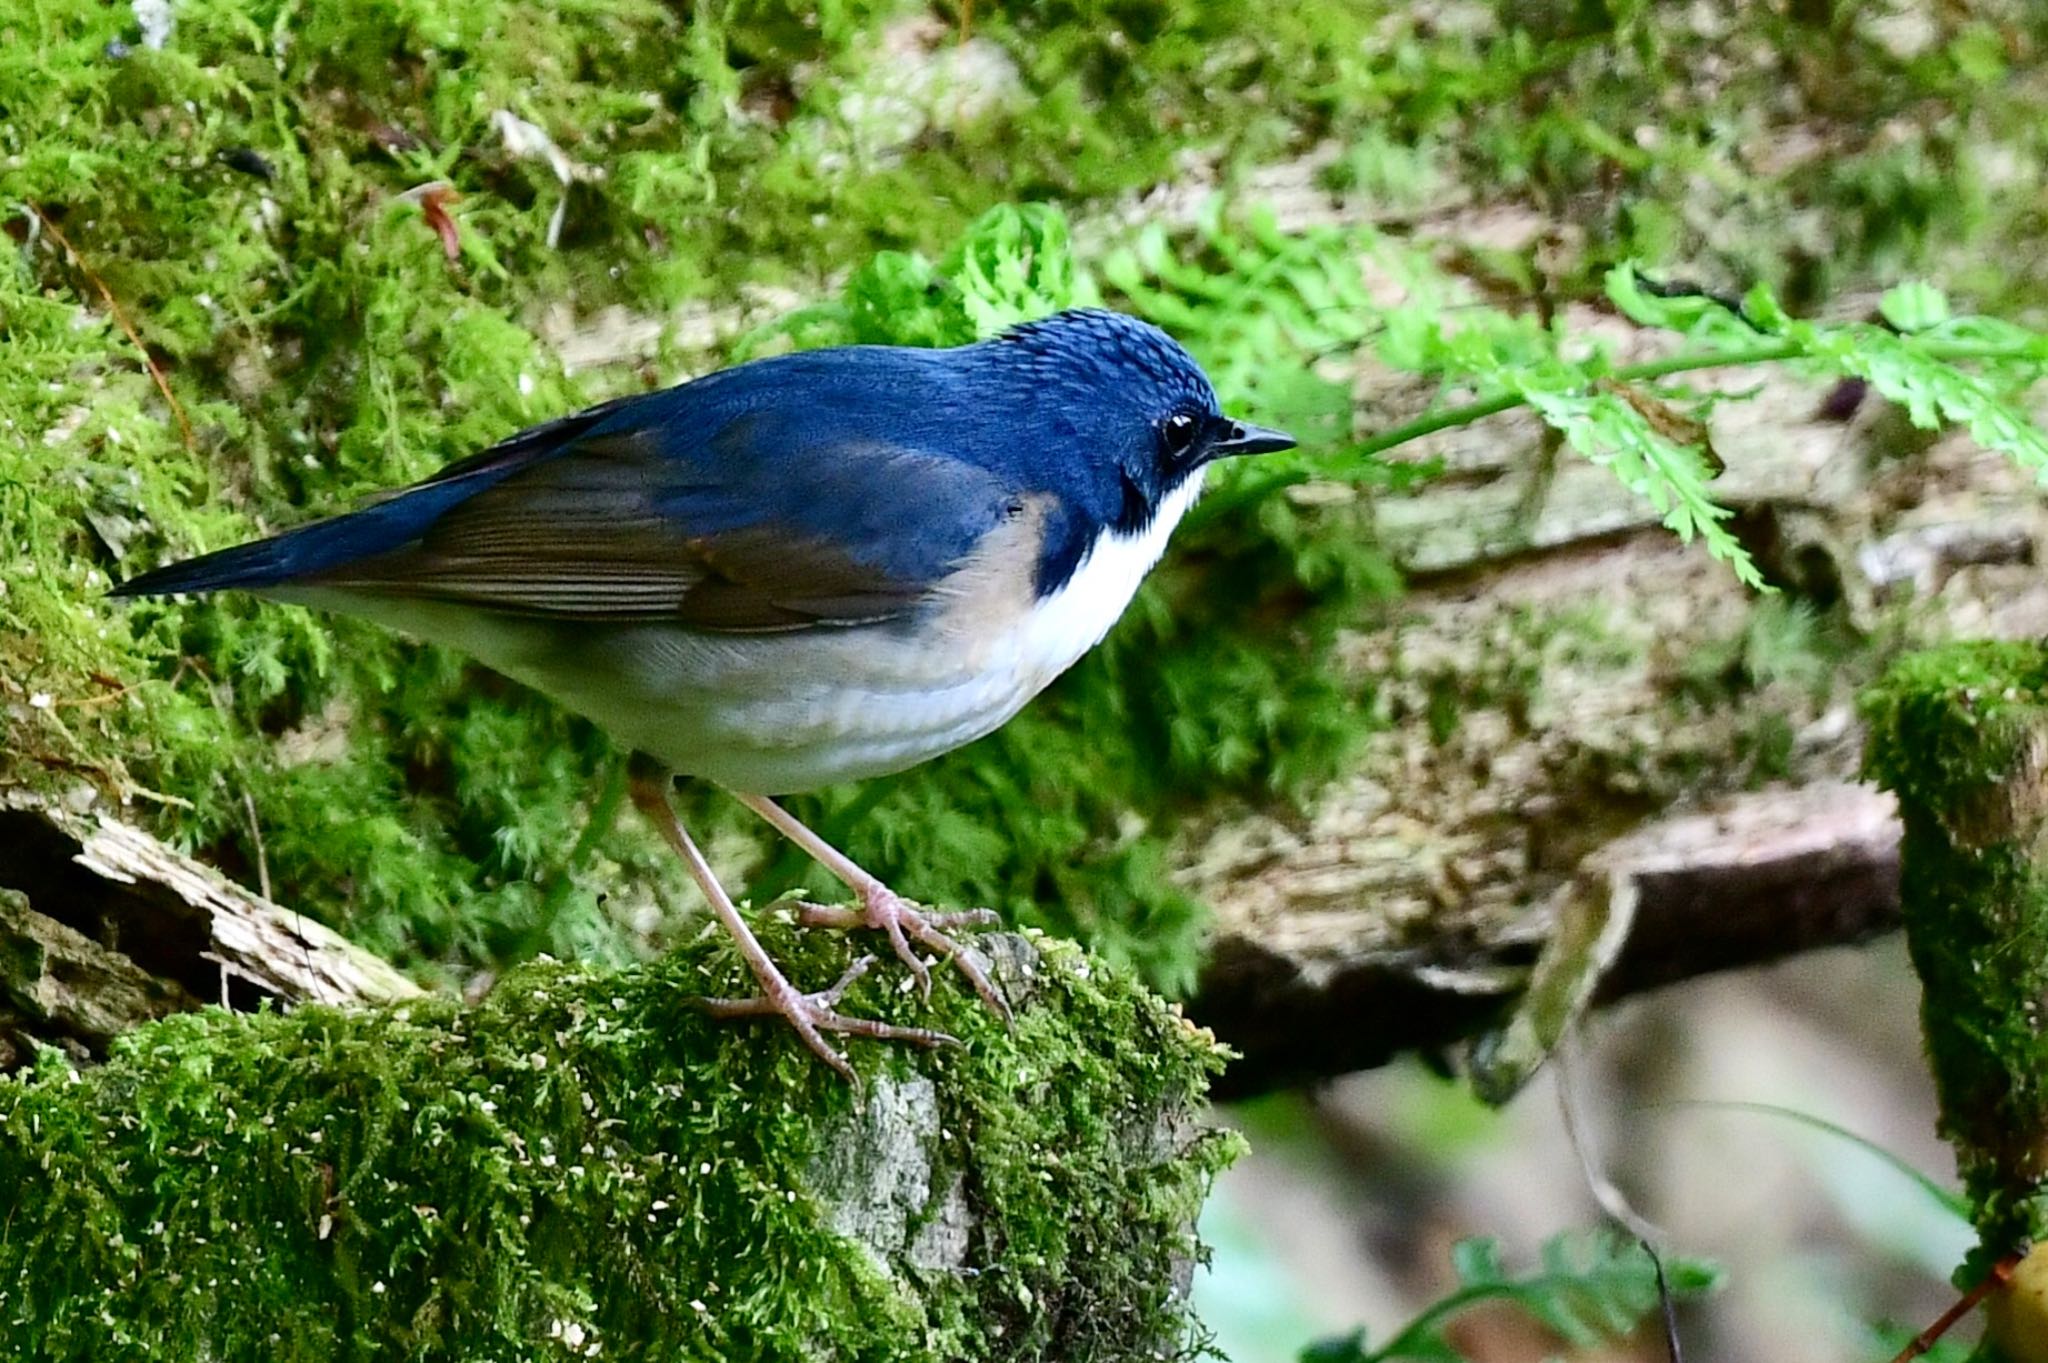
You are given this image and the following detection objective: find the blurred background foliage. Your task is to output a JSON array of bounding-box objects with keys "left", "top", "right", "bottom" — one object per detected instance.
[
  {"left": 7, "top": 0, "right": 2048, "bottom": 1357},
  {"left": 1196, "top": 942, "right": 1988, "bottom": 1361}
]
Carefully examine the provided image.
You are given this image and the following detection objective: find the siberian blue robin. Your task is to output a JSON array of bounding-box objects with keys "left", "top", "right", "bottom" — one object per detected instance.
[{"left": 115, "top": 308, "right": 1295, "bottom": 1077}]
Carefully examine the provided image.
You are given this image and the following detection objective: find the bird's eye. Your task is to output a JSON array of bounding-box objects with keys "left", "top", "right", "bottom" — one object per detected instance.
[{"left": 1160, "top": 412, "right": 1201, "bottom": 459}]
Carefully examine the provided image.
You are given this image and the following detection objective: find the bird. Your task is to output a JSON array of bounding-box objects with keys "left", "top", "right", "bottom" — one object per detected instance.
[{"left": 113, "top": 307, "right": 1296, "bottom": 1078}]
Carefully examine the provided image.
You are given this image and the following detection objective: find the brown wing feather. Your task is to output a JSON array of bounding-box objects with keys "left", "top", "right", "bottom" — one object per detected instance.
[{"left": 309, "top": 434, "right": 942, "bottom": 630}]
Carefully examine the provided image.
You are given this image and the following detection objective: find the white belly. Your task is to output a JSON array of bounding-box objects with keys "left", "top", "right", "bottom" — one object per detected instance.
[{"left": 286, "top": 473, "right": 1204, "bottom": 793}]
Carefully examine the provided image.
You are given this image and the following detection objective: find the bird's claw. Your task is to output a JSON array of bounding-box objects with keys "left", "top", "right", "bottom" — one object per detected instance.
[
  {"left": 796, "top": 892, "right": 1011, "bottom": 1024},
  {"left": 695, "top": 954, "right": 959, "bottom": 1083}
]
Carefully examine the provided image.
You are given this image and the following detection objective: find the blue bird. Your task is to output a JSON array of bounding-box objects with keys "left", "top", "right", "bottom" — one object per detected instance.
[{"left": 114, "top": 308, "right": 1295, "bottom": 1077}]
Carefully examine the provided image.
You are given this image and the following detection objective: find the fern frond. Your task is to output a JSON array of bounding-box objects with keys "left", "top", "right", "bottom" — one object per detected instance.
[{"left": 1614, "top": 263, "right": 2048, "bottom": 484}]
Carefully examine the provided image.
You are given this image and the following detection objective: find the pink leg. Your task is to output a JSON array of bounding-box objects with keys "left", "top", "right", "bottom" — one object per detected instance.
[
  {"left": 627, "top": 758, "right": 955, "bottom": 1080},
  {"left": 730, "top": 790, "right": 1012, "bottom": 1023}
]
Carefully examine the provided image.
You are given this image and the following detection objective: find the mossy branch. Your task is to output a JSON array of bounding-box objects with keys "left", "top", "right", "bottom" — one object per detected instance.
[
  {"left": 1863, "top": 642, "right": 2048, "bottom": 1360},
  {"left": 0, "top": 928, "right": 1235, "bottom": 1362}
]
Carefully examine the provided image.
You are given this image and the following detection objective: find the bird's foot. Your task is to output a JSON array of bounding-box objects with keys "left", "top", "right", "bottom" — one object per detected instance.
[
  {"left": 696, "top": 954, "right": 958, "bottom": 1083},
  {"left": 796, "top": 889, "right": 1011, "bottom": 1023}
]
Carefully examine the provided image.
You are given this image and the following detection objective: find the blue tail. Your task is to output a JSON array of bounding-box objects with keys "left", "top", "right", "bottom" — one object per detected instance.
[
  {"left": 108, "top": 478, "right": 488, "bottom": 597},
  {"left": 111, "top": 403, "right": 623, "bottom": 599},
  {"left": 109, "top": 477, "right": 495, "bottom": 598}
]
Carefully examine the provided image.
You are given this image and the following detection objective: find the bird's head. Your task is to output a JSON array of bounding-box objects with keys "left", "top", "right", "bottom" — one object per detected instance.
[{"left": 984, "top": 310, "right": 1295, "bottom": 530}]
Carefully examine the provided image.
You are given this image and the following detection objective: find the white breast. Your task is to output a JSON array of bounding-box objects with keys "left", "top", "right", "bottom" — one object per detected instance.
[{"left": 1007, "top": 471, "right": 1206, "bottom": 690}]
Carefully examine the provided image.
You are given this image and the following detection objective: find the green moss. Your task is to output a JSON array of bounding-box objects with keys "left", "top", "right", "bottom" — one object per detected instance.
[
  {"left": 1673, "top": 598, "right": 1858, "bottom": 786},
  {"left": 1862, "top": 642, "right": 2048, "bottom": 1255},
  {"left": 0, "top": 926, "right": 1236, "bottom": 1360}
]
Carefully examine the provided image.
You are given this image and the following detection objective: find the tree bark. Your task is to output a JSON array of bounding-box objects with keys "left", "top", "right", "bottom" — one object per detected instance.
[{"left": 1184, "top": 326, "right": 2048, "bottom": 1095}]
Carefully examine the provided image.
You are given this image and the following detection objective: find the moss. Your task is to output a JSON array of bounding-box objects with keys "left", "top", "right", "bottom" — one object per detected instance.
[
  {"left": 1672, "top": 598, "right": 1858, "bottom": 787},
  {"left": 1861, "top": 642, "right": 2048, "bottom": 1256},
  {"left": 0, "top": 925, "right": 1236, "bottom": 1360}
]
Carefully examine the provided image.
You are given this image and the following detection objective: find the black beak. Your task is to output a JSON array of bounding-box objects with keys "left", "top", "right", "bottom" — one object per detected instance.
[{"left": 1209, "top": 420, "right": 1297, "bottom": 457}]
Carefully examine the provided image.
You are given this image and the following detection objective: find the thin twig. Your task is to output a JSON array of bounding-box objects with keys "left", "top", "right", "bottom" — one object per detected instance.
[
  {"left": 1557, "top": 1036, "right": 1666, "bottom": 1244},
  {"left": 1557, "top": 1037, "right": 1685, "bottom": 1362},
  {"left": 23, "top": 202, "right": 196, "bottom": 451},
  {"left": 49, "top": 682, "right": 141, "bottom": 710},
  {"left": 1642, "top": 1241, "right": 1682, "bottom": 1363},
  {"left": 1884, "top": 1252, "right": 2023, "bottom": 1363},
  {"left": 242, "top": 788, "right": 273, "bottom": 906}
]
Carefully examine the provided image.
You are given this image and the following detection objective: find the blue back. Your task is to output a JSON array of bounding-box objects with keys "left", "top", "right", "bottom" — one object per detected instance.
[{"left": 114, "top": 310, "right": 1222, "bottom": 613}]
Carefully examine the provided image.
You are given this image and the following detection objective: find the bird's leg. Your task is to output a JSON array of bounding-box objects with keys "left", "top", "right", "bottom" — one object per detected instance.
[
  {"left": 729, "top": 790, "right": 1011, "bottom": 1022},
  {"left": 626, "top": 756, "right": 955, "bottom": 1081}
]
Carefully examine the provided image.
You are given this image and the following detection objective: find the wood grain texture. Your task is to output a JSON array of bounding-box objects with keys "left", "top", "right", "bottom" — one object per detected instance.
[{"left": 0, "top": 789, "right": 419, "bottom": 1066}]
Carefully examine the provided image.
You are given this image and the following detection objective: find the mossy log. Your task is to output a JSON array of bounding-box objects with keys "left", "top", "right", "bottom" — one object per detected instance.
[
  {"left": 1861, "top": 642, "right": 2048, "bottom": 1363},
  {"left": 0, "top": 926, "right": 1232, "bottom": 1362}
]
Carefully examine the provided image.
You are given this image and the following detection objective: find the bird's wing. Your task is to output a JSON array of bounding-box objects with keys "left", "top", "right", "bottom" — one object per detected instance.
[{"left": 300, "top": 403, "right": 1024, "bottom": 633}]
